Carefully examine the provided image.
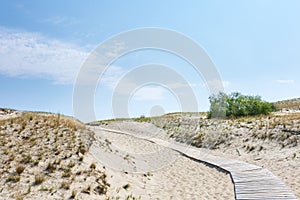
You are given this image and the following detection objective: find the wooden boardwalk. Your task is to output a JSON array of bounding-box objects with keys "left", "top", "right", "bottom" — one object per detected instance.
[{"left": 96, "top": 127, "right": 298, "bottom": 200}]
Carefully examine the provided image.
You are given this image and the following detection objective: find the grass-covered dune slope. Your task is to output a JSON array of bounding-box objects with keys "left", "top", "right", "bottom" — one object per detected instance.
[{"left": 0, "top": 109, "right": 109, "bottom": 200}]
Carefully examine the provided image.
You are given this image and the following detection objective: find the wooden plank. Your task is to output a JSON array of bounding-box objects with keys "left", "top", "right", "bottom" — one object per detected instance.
[
  {"left": 236, "top": 195, "right": 298, "bottom": 198},
  {"left": 235, "top": 184, "right": 288, "bottom": 188},
  {"left": 234, "top": 179, "right": 286, "bottom": 184},
  {"left": 236, "top": 196, "right": 297, "bottom": 200},
  {"left": 237, "top": 194, "right": 297, "bottom": 197},
  {"left": 235, "top": 187, "right": 293, "bottom": 192},
  {"left": 237, "top": 190, "right": 296, "bottom": 194}
]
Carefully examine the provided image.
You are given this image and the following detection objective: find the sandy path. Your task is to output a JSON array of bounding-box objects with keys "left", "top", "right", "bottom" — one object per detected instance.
[{"left": 89, "top": 122, "right": 235, "bottom": 199}]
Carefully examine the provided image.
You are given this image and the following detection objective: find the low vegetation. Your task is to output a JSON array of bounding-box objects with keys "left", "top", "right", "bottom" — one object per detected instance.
[
  {"left": 149, "top": 111, "right": 300, "bottom": 150},
  {"left": 274, "top": 98, "right": 300, "bottom": 110},
  {"left": 0, "top": 111, "right": 109, "bottom": 199}
]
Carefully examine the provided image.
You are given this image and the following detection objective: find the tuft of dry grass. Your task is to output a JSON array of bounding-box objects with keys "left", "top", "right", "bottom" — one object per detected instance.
[
  {"left": 94, "top": 183, "right": 108, "bottom": 195},
  {"left": 60, "top": 181, "right": 71, "bottom": 190},
  {"left": 6, "top": 174, "right": 20, "bottom": 183},
  {"left": 15, "top": 165, "right": 25, "bottom": 175},
  {"left": 67, "top": 161, "right": 76, "bottom": 169},
  {"left": 70, "top": 190, "right": 77, "bottom": 199},
  {"left": 45, "top": 162, "right": 56, "bottom": 173},
  {"left": 90, "top": 163, "right": 96, "bottom": 170},
  {"left": 81, "top": 185, "right": 91, "bottom": 194},
  {"left": 34, "top": 174, "right": 45, "bottom": 185},
  {"left": 62, "top": 169, "right": 72, "bottom": 178}
]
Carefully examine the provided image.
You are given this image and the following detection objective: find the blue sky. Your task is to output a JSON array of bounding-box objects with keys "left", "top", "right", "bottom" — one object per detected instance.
[{"left": 0, "top": 1, "right": 299, "bottom": 121}]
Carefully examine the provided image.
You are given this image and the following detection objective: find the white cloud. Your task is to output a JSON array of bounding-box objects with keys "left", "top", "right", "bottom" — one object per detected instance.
[
  {"left": 0, "top": 27, "right": 89, "bottom": 84},
  {"left": 132, "top": 86, "right": 165, "bottom": 101},
  {"left": 276, "top": 79, "right": 295, "bottom": 84}
]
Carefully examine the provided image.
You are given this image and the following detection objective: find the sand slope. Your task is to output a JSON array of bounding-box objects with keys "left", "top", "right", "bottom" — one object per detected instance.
[{"left": 89, "top": 123, "right": 235, "bottom": 199}]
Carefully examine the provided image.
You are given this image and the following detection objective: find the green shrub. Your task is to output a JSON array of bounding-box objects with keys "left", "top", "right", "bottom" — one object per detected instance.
[
  {"left": 208, "top": 92, "right": 276, "bottom": 118},
  {"left": 133, "top": 116, "right": 151, "bottom": 122}
]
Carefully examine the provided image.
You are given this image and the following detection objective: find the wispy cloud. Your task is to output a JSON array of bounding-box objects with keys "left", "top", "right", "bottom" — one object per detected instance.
[
  {"left": 100, "top": 65, "right": 126, "bottom": 89},
  {"left": 132, "top": 86, "right": 166, "bottom": 101},
  {"left": 276, "top": 79, "right": 295, "bottom": 84},
  {"left": 0, "top": 27, "right": 89, "bottom": 84},
  {"left": 39, "top": 16, "right": 80, "bottom": 26}
]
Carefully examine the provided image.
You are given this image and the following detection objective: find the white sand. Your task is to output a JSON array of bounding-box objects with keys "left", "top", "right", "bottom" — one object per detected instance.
[
  {"left": 89, "top": 123, "right": 235, "bottom": 199},
  {"left": 0, "top": 111, "right": 235, "bottom": 199}
]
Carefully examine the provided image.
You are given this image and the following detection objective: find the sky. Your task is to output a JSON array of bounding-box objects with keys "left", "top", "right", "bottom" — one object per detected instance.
[{"left": 0, "top": 0, "right": 299, "bottom": 121}]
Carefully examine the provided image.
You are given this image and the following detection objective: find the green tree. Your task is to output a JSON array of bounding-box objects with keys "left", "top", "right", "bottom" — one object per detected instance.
[{"left": 208, "top": 92, "right": 276, "bottom": 118}]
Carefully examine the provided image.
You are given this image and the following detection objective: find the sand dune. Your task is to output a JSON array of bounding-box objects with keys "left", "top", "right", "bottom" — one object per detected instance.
[
  {"left": 0, "top": 110, "right": 235, "bottom": 199},
  {"left": 89, "top": 123, "right": 235, "bottom": 199},
  {"left": 7, "top": 109, "right": 299, "bottom": 199}
]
